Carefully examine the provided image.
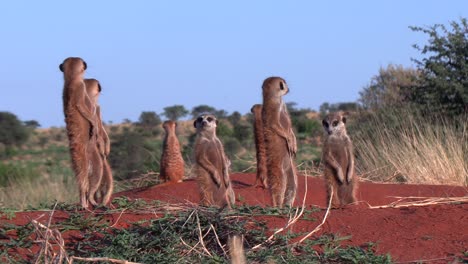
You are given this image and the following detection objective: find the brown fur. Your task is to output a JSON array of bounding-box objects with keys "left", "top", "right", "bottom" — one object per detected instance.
[
  {"left": 322, "top": 112, "right": 357, "bottom": 208},
  {"left": 261, "top": 77, "right": 298, "bottom": 208},
  {"left": 250, "top": 104, "right": 268, "bottom": 188},
  {"left": 60, "top": 57, "right": 96, "bottom": 209},
  {"left": 84, "top": 78, "right": 114, "bottom": 206},
  {"left": 193, "top": 114, "right": 235, "bottom": 208},
  {"left": 160, "top": 120, "right": 185, "bottom": 183}
]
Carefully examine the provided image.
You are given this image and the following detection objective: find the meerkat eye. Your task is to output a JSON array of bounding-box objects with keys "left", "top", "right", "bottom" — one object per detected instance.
[
  {"left": 207, "top": 117, "right": 214, "bottom": 122},
  {"left": 332, "top": 121, "right": 339, "bottom": 127},
  {"left": 97, "top": 83, "right": 102, "bottom": 93}
]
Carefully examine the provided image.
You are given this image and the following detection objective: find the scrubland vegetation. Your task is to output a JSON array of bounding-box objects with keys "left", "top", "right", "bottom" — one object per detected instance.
[{"left": 1, "top": 18, "right": 467, "bottom": 210}]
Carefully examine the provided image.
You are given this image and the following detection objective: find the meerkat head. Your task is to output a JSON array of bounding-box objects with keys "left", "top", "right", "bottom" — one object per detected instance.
[
  {"left": 251, "top": 104, "right": 262, "bottom": 114},
  {"left": 193, "top": 113, "right": 218, "bottom": 134},
  {"left": 59, "top": 57, "right": 87, "bottom": 76},
  {"left": 262, "top": 77, "right": 289, "bottom": 100},
  {"left": 322, "top": 112, "right": 347, "bottom": 136},
  {"left": 163, "top": 120, "right": 177, "bottom": 132},
  {"left": 84, "top": 79, "right": 101, "bottom": 103}
]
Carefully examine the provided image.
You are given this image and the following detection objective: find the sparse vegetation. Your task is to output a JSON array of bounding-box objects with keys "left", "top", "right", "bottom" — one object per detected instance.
[{"left": 0, "top": 201, "right": 392, "bottom": 263}]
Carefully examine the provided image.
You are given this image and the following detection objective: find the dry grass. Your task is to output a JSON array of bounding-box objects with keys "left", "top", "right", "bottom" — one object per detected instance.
[
  {"left": 0, "top": 173, "right": 77, "bottom": 210},
  {"left": 353, "top": 111, "right": 467, "bottom": 186}
]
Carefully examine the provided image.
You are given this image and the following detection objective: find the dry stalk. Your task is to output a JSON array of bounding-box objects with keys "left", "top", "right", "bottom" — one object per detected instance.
[
  {"left": 210, "top": 223, "right": 228, "bottom": 257},
  {"left": 32, "top": 202, "right": 70, "bottom": 264},
  {"left": 110, "top": 208, "right": 127, "bottom": 228},
  {"left": 251, "top": 168, "right": 309, "bottom": 250},
  {"left": 296, "top": 188, "right": 333, "bottom": 244},
  {"left": 196, "top": 212, "right": 213, "bottom": 257},
  {"left": 367, "top": 196, "right": 468, "bottom": 209},
  {"left": 69, "top": 256, "right": 142, "bottom": 264}
]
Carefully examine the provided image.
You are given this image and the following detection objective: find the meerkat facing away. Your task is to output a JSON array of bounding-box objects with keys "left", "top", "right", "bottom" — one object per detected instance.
[
  {"left": 250, "top": 104, "right": 268, "bottom": 188},
  {"left": 261, "top": 77, "right": 298, "bottom": 208},
  {"left": 84, "top": 79, "right": 114, "bottom": 206},
  {"left": 321, "top": 112, "right": 357, "bottom": 208},
  {"left": 160, "top": 120, "right": 185, "bottom": 183},
  {"left": 193, "top": 113, "right": 235, "bottom": 208},
  {"left": 60, "top": 57, "right": 97, "bottom": 209}
]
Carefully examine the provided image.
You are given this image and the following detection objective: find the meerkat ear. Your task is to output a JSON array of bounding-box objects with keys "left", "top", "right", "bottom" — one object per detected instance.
[
  {"left": 193, "top": 120, "right": 197, "bottom": 128},
  {"left": 216, "top": 119, "right": 219, "bottom": 125},
  {"left": 250, "top": 105, "right": 255, "bottom": 113},
  {"left": 59, "top": 63, "right": 64, "bottom": 72}
]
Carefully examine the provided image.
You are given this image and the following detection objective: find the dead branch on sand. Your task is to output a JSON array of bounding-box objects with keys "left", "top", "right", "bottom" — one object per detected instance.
[
  {"left": 295, "top": 188, "right": 333, "bottom": 245},
  {"left": 367, "top": 196, "right": 468, "bottom": 209},
  {"left": 252, "top": 167, "right": 309, "bottom": 250}
]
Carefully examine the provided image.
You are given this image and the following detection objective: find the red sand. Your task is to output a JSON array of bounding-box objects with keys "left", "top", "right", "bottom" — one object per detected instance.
[{"left": 1, "top": 173, "right": 467, "bottom": 262}]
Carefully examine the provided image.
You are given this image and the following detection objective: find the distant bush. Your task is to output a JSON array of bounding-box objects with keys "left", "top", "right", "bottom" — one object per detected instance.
[
  {"left": 0, "top": 112, "right": 31, "bottom": 147},
  {"left": 109, "top": 130, "right": 161, "bottom": 180}
]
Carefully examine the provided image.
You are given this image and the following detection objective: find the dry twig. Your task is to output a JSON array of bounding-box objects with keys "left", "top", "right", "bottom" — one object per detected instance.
[
  {"left": 367, "top": 196, "right": 468, "bottom": 209},
  {"left": 295, "top": 188, "right": 333, "bottom": 244}
]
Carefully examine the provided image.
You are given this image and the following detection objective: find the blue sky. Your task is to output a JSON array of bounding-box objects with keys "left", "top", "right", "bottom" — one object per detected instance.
[{"left": 0, "top": 1, "right": 466, "bottom": 128}]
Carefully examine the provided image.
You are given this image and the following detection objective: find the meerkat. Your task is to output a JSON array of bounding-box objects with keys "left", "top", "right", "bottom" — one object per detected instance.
[
  {"left": 261, "top": 77, "right": 298, "bottom": 208},
  {"left": 160, "top": 120, "right": 185, "bottom": 183},
  {"left": 60, "top": 57, "right": 97, "bottom": 209},
  {"left": 84, "top": 79, "right": 114, "bottom": 206},
  {"left": 321, "top": 112, "right": 357, "bottom": 208},
  {"left": 193, "top": 113, "right": 235, "bottom": 208},
  {"left": 250, "top": 104, "right": 268, "bottom": 188}
]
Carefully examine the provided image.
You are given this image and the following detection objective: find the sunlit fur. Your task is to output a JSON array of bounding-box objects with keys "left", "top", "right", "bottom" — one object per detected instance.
[
  {"left": 251, "top": 104, "right": 268, "bottom": 188},
  {"left": 193, "top": 114, "right": 235, "bottom": 208},
  {"left": 261, "top": 77, "right": 298, "bottom": 208},
  {"left": 84, "top": 78, "right": 113, "bottom": 206},
  {"left": 322, "top": 112, "right": 358, "bottom": 208},
  {"left": 60, "top": 57, "right": 95, "bottom": 209},
  {"left": 160, "top": 120, "right": 185, "bottom": 183}
]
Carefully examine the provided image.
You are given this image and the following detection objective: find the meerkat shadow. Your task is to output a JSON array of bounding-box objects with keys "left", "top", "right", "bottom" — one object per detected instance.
[{"left": 230, "top": 180, "right": 252, "bottom": 188}]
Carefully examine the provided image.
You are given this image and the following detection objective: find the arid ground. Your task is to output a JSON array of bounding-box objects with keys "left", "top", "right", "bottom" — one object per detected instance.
[{"left": 1, "top": 173, "right": 467, "bottom": 263}]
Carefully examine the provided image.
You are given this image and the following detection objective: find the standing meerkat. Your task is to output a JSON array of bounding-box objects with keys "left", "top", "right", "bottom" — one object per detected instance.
[
  {"left": 84, "top": 79, "right": 114, "bottom": 206},
  {"left": 193, "top": 113, "right": 235, "bottom": 208},
  {"left": 60, "top": 57, "right": 97, "bottom": 209},
  {"left": 160, "top": 120, "right": 185, "bottom": 183},
  {"left": 261, "top": 77, "right": 298, "bottom": 208},
  {"left": 250, "top": 104, "right": 268, "bottom": 188},
  {"left": 321, "top": 112, "right": 357, "bottom": 208}
]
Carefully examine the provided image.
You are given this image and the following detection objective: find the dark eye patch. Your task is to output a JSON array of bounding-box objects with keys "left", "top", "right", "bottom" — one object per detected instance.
[
  {"left": 332, "top": 121, "right": 339, "bottom": 127},
  {"left": 322, "top": 120, "right": 329, "bottom": 127},
  {"left": 207, "top": 117, "right": 214, "bottom": 122},
  {"left": 197, "top": 117, "right": 203, "bottom": 123},
  {"left": 97, "top": 83, "right": 102, "bottom": 92}
]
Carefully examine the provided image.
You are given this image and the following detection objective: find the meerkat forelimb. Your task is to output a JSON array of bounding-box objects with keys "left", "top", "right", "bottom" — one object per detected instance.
[
  {"left": 193, "top": 113, "right": 235, "bottom": 208},
  {"left": 250, "top": 104, "right": 268, "bottom": 188},
  {"left": 321, "top": 112, "right": 358, "bottom": 207},
  {"left": 261, "top": 77, "right": 298, "bottom": 208},
  {"left": 60, "top": 57, "right": 97, "bottom": 209}
]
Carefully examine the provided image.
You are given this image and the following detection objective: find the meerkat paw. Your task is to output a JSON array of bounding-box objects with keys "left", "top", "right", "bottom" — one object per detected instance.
[{"left": 337, "top": 169, "right": 345, "bottom": 184}]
